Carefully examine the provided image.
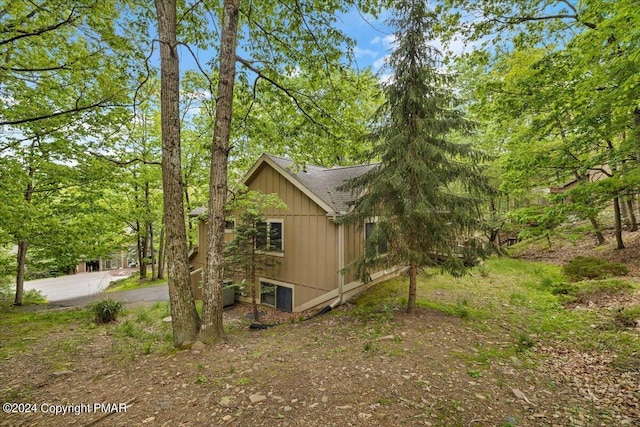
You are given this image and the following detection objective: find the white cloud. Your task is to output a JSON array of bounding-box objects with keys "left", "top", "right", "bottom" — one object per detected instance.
[
  {"left": 370, "top": 34, "right": 396, "bottom": 49},
  {"left": 373, "top": 55, "right": 389, "bottom": 71},
  {"left": 354, "top": 47, "right": 379, "bottom": 59}
]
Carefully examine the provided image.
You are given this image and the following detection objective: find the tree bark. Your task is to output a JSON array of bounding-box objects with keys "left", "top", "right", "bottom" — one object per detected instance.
[
  {"left": 155, "top": 0, "right": 199, "bottom": 346},
  {"left": 157, "top": 225, "right": 165, "bottom": 280},
  {"left": 149, "top": 221, "right": 156, "bottom": 280},
  {"left": 14, "top": 162, "right": 35, "bottom": 306},
  {"left": 588, "top": 216, "right": 606, "bottom": 246},
  {"left": 626, "top": 197, "right": 637, "bottom": 231},
  {"left": 14, "top": 240, "right": 28, "bottom": 306},
  {"left": 200, "top": 0, "right": 241, "bottom": 344},
  {"left": 407, "top": 261, "right": 417, "bottom": 314},
  {"left": 613, "top": 196, "right": 625, "bottom": 249}
]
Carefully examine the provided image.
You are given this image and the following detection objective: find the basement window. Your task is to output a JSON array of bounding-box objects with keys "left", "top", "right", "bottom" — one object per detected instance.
[{"left": 260, "top": 281, "right": 292, "bottom": 312}]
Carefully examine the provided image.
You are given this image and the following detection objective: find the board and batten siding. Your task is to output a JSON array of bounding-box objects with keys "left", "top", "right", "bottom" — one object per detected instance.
[{"left": 245, "top": 163, "right": 340, "bottom": 310}]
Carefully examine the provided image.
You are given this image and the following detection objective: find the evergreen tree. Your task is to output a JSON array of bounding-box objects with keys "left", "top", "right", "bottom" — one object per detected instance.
[
  {"left": 345, "top": 0, "right": 491, "bottom": 313},
  {"left": 224, "top": 190, "right": 287, "bottom": 322}
]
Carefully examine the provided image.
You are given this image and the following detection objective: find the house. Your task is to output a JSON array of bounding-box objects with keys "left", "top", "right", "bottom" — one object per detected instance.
[
  {"left": 550, "top": 166, "right": 611, "bottom": 195},
  {"left": 189, "top": 154, "right": 400, "bottom": 313}
]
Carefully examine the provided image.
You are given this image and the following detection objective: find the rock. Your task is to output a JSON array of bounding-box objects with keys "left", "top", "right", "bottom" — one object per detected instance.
[
  {"left": 222, "top": 415, "right": 232, "bottom": 422},
  {"left": 249, "top": 394, "right": 267, "bottom": 404},
  {"left": 474, "top": 394, "right": 486, "bottom": 400},
  {"left": 358, "top": 413, "right": 372, "bottom": 421},
  {"left": 162, "top": 316, "right": 172, "bottom": 322},
  {"left": 309, "top": 403, "right": 319, "bottom": 408},
  {"left": 321, "top": 396, "right": 328, "bottom": 404},
  {"left": 192, "top": 341, "right": 206, "bottom": 350},
  {"left": 52, "top": 370, "right": 73, "bottom": 376},
  {"left": 511, "top": 388, "right": 531, "bottom": 404},
  {"left": 219, "top": 396, "right": 234, "bottom": 407},
  {"left": 283, "top": 406, "right": 292, "bottom": 412},
  {"left": 157, "top": 401, "right": 173, "bottom": 409}
]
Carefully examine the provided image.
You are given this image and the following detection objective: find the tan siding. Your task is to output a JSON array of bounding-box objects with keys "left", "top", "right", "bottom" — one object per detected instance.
[{"left": 244, "top": 163, "right": 340, "bottom": 310}]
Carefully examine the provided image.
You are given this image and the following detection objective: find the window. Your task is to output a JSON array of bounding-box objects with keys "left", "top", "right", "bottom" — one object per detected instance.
[
  {"left": 365, "top": 221, "right": 388, "bottom": 257},
  {"left": 224, "top": 219, "right": 236, "bottom": 233},
  {"left": 256, "top": 219, "right": 283, "bottom": 252},
  {"left": 260, "top": 281, "right": 292, "bottom": 312}
]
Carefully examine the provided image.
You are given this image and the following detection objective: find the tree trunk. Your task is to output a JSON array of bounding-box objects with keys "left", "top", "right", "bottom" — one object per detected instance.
[
  {"left": 199, "top": 0, "right": 241, "bottom": 344},
  {"left": 620, "top": 196, "right": 631, "bottom": 228},
  {"left": 588, "top": 215, "right": 606, "bottom": 246},
  {"left": 156, "top": 0, "right": 200, "bottom": 346},
  {"left": 14, "top": 163, "right": 35, "bottom": 306},
  {"left": 626, "top": 197, "right": 637, "bottom": 231},
  {"left": 157, "top": 225, "right": 165, "bottom": 280},
  {"left": 613, "top": 196, "right": 625, "bottom": 249},
  {"left": 407, "top": 261, "right": 417, "bottom": 314},
  {"left": 14, "top": 240, "right": 28, "bottom": 306},
  {"left": 149, "top": 222, "right": 156, "bottom": 280},
  {"left": 138, "top": 226, "right": 148, "bottom": 280}
]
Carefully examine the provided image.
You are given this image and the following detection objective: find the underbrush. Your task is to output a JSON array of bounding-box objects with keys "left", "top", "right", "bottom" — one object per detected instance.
[
  {"left": 351, "top": 257, "right": 639, "bottom": 372},
  {"left": 563, "top": 256, "right": 629, "bottom": 281},
  {"left": 548, "top": 279, "right": 633, "bottom": 304},
  {"left": 0, "top": 301, "right": 173, "bottom": 361},
  {"left": 105, "top": 272, "right": 167, "bottom": 292},
  {"left": 110, "top": 302, "right": 173, "bottom": 359},
  {"left": 0, "top": 282, "right": 47, "bottom": 306}
]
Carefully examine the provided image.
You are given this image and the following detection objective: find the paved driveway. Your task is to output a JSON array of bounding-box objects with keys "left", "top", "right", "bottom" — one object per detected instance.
[{"left": 23, "top": 269, "right": 169, "bottom": 307}]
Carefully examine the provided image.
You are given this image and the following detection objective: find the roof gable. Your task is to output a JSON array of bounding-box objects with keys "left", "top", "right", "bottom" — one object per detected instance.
[{"left": 243, "top": 154, "right": 376, "bottom": 215}]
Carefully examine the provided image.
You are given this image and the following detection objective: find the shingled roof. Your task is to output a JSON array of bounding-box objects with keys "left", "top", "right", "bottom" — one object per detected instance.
[{"left": 244, "top": 154, "right": 377, "bottom": 215}]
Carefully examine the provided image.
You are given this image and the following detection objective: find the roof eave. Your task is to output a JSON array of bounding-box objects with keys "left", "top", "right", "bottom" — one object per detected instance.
[{"left": 242, "top": 154, "right": 336, "bottom": 214}]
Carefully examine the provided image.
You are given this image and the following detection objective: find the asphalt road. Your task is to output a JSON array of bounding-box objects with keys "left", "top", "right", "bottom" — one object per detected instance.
[{"left": 23, "top": 270, "right": 169, "bottom": 307}]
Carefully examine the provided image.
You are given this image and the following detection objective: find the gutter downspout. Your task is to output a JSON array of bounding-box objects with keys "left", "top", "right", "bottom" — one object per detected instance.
[{"left": 330, "top": 219, "right": 346, "bottom": 309}]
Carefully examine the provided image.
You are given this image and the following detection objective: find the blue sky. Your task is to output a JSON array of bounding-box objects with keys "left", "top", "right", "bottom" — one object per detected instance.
[{"left": 335, "top": 7, "right": 394, "bottom": 72}]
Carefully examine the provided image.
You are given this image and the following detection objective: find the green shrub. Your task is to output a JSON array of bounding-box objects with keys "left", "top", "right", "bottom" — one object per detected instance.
[
  {"left": 613, "top": 305, "right": 640, "bottom": 328},
  {"left": 562, "top": 256, "right": 629, "bottom": 281},
  {"left": 90, "top": 299, "right": 123, "bottom": 323},
  {"left": 0, "top": 282, "right": 47, "bottom": 305},
  {"left": 555, "top": 279, "right": 633, "bottom": 304}
]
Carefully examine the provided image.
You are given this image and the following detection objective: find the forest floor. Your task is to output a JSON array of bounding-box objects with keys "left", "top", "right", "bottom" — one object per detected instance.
[{"left": 1, "top": 229, "right": 639, "bottom": 427}]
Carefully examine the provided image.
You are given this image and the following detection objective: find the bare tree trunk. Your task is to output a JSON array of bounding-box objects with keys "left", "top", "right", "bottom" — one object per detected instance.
[
  {"left": 14, "top": 240, "right": 28, "bottom": 306},
  {"left": 407, "top": 261, "right": 417, "bottom": 314},
  {"left": 626, "top": 197, "right": 637, "bottom": 231},
  {"left": 200, "top": 0, "right": 241, "bottom": 344},
  {"left": 157, "top": 225, "right": 165, "bottom": 280},
  {"left": 588, "top": 216, "right": 606, "bottom": 246},
  {"left": 613, "top": 196, "right": 625, "bottom": 249},
  {"left": 149, "top": 222, "right": 156, "bottom": 279},
  {"left": 14, "top": 162, "right": 35, "bottom": 306},
  {"left": 620, "top": 196, "right": 630, "bottom": 228},
  {"left": 140, "top": 233, "right": 148, "bottom": 279},
  {"left": 156, "top": 0, "right": 199, "bottom": 346}
]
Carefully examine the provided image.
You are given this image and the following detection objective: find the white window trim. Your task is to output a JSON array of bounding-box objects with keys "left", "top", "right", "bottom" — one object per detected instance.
[
  {"left": 259, "top": 277, "right": 294, "bottom": 310},
  {"left": 364, "top": 218, "right": 388, "bottom": 257},
  {"left": 224, "top": 218, "right": 236, "bottom": 234},
  {"left": 256, "top": 218, "right": 284, "bottom": 256}
]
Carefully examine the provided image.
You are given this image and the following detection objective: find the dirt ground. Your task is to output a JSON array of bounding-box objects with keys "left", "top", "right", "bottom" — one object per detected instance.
[{"left": 1, "top": 230, "right": 639, "bottom": 427}]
